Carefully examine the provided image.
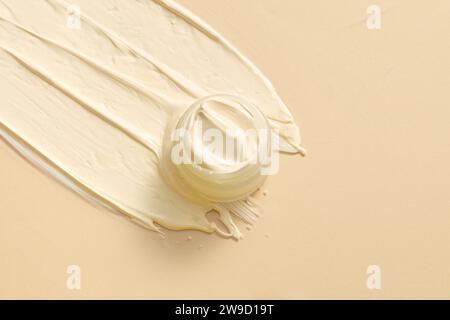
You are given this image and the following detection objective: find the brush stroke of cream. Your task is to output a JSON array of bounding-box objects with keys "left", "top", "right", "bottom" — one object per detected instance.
[{"left": 0, "top": 0, "right": 304, "bottom": 238}]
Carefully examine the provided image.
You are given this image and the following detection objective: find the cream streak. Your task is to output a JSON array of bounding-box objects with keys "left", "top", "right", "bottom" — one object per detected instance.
[{"left": 0, "top": 0, "right": 305, "bottom": 239}]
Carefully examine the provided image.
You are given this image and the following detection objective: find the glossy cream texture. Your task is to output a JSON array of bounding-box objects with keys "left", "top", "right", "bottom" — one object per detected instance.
[{"left": 0, "top": 0, "right": 304, "bottom": 238}]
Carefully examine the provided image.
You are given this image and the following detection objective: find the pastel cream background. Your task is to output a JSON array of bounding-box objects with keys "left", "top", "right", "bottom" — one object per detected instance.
[{"left": 1, "top": 0, "right": 449, "bottom": 299}]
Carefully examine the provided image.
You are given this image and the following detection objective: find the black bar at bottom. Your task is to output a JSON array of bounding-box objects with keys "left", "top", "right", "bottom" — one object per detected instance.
[{"left": 0, "top": 300, "right": 445, "bottom": 318}]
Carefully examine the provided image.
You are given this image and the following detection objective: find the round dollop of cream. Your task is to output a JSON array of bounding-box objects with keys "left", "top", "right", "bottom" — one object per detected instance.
[{"left": 161, "top": 94, "right": 272, "bottom": 204}]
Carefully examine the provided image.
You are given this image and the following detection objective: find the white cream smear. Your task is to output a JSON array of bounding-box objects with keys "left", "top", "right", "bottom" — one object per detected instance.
[{"left": 0, "top": 0, "right": 305, "bottom": 239}]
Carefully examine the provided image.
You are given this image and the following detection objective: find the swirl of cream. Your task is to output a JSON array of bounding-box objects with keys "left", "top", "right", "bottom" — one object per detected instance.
[{"left": 160, "top": 94, "right": 277, "bottom": 205}]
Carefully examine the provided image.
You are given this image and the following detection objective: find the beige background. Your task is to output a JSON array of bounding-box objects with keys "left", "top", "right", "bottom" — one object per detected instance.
[{"left": 1, "top": 0, "right": 450, "bottom": 299}]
